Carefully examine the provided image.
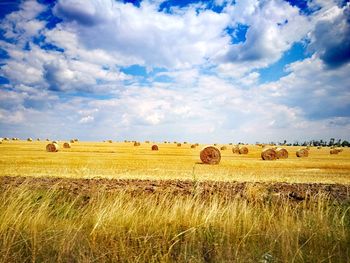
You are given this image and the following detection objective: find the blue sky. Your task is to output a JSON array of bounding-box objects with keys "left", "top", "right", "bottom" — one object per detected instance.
[{"left": 0, "top": 0, "right": 349, "bottom": 143}]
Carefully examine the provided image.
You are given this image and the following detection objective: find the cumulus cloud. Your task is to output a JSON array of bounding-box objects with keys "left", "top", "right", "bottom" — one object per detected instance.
[
  {"left": 0, "top": 0, "right": 349, "bottom": 142},
  {"left": 51, "top": 0, "right": 230, "bottom": 69},
  {"left": 217, "top": 0, "right": 312, "bottom": 75},
  {"left": 308, "top": 3, "right": 350, "bottom": 68}
]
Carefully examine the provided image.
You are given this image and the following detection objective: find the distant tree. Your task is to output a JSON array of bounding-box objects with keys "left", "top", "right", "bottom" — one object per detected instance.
[
  {"left": 341, "top": 140, "right": 349, "bottom": 147},
  {"left": 336, "top": 139, "right": 342, "bottom": 147},
  {"left": 328, "top": 138, "right": 335, "bottom": 147}
]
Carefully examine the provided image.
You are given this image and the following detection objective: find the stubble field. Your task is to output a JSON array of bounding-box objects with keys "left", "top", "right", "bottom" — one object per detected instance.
[{"left": 0, "top": 140, "right": 349, "bottom": 262}]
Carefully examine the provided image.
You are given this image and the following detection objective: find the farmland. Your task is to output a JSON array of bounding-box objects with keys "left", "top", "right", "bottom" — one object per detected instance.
[
  {"left": 1, "top": 140, "right": 350, "bottom": 184},
  {"left": 0, "top": 140, "right": 349, "bottom": 262}
]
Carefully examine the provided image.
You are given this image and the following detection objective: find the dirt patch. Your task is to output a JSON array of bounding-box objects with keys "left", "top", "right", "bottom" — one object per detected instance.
[{"left": 0, "top": 176, "right": 349, "bottom": 202}]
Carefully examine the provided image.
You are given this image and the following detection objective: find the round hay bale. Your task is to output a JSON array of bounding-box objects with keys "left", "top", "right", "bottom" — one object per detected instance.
[
  {"left": 296, "top": 148, "right": 309, "bottom": 157},
  {"left": 177, "top": 143, "right": 181, "bottom": 147},
  {"left": 52, "top": 141, "right": 58, "bottom": 144},
  {"left": 46, "top": 143, "right": 59, "bottom": 152},
  {"left": 195, "top": 143, "right": 199, "bottom": 146},
  {"left": 276, "top": 148, "right": 288, "bottom": 159},
  {"left": 337, "top": 148, "right": 343, "bottom": 152},
  {"left": 191, "top": 144, "right": 196, "bottom": 148},
  {"left": 74, "top": 139, "right": 79, "bottom": 142},
  {"left": 108, "top": 140, "right": 113, "bottom": 143},
  {"left": 36, "top": 138, "right": 40, "bottom": 141},
  {"left": 151, "top": 145, "right": 159, "bottom": 151},
  {"left": 134, "top": 142, "right": 140, "bottom": 146},
  {"left": 63, "top": 142, "right": 71, "bottom": 149},
  {"left": 261, "top": 148, "right": 277, "bottom": 160},
  {"left": 200, "top": 146, "right": 221, "bottom": 165},
  {"left": 239, "top": 146, "right": 248, "bottom": 154},
  {"left": 232, "top": 145, "right": 240, "bottom": 154},
  {"left": 70, "top": 139, "right": 75, "bottom": 143},
  {"left": 46, "top": 139, "right": 50, "bottom": 141},
  {"left": 27, "top": 138, "right": 32, "bottom": 142},
  {"left": 330, "top": 149, "right": 339, "bottom": 154},
  {"left": 220, "top": 146, "right": 227, "bottom": 150},
  {"left": 317, "top": 146, "right": 322, "bottom": 149}
]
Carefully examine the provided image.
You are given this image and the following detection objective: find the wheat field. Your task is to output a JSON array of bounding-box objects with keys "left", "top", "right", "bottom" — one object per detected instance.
[
  {"left": 0, "top": 140, "right": 349, "bottom": 262},
  {"left": 1, "top": 140, "right": 350, "bottom": 184}
]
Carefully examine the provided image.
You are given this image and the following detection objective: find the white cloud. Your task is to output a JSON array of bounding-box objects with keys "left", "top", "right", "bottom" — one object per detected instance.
[
  {"left": 79, "top": 115, "right": 94, "bottom": 124},
  {"left": 51, "top": 0, "right": 230, "bottom": 69},
  {"left": 0, "top": 0, "right": 349, "bottom": 142}
]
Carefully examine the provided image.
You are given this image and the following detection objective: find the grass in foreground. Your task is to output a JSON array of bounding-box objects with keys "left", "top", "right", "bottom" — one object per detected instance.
[{"left": 0, "top": 185, "right": 349, "bottom": 262}]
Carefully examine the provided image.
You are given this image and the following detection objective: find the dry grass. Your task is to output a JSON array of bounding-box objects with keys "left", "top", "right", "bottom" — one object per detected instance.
[{"left": 0, "top": 185, "right": 349, "bottom": 263}]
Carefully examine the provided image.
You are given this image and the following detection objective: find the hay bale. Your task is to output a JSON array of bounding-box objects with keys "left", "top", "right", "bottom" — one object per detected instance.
[
  {"left": 0, "top": 138, "right": 3, "bottom": 144},
  {"left": 276, "top": 148, "right": 288, "bottom": 159},
  {"left": 296, "top": 148, "right": 309, "bottom": 157},
  {"left": 151, "top": 145, "right": 159, "bottom": 151},
  {"left": 200, "top": 146, "right": 221, "bottom": 165},
  {"left": 134, "top": 142, "right": 140, "bottom": 146},
  {"left": 220, "top": 146, "right": 227, "bottom": 150},
  {"left": 74, "top": 139, "right": 79, "bottom": 142},
  {"left": 191, "top": 144, "right": 196, "bottom": 148},
  {"left": 27, "top": 138, "right": 32, "bottom": 142},
  {"left": 63, "top": 142, "right": 71, "bottom": 149},
  {"left": 70, "top": 139, "right": 75, "bottom": 143},
  {"left": 239, "top": 146, "right": 248, "bottom": 154},
  {"left": 108, "top": 140, "right": 113, "bottom": 143},
  {"left": 177, "top": 143, "right": 181, "bottom": 147},
  {"left": 46, "top": 139, "right": 50, "bottom": 141},
  {"left": 195, "top": 143, "right": 199, "bottom": 146},
  {"left": 52, "top": 141, "right": 58, "bottom": 144},
  {"left": 330, "top": 149, "right": 339, "bottom": 154},
  {"left": 232, "top": 145, "right": 240, "bottom": 154},
  {"left": 145, "top": 141, "right": 150, "bottom": 143},
  {"left": 336, "top": 148, "right": 343, "bottom": 152},
  {"left": 46, "top": 143, "right": 59, "bottom": 152},
  {"left": 261, "top": 148, "right": 277, "bottom": 160},
  {"left": 36, "top": 138, "right": 40, "bottom": 141},
  {"left": 317, "top": 146, "right": 322, "bottom": 149},
  {"left": 4, "top": 138, "right": 9, "bottom": 141}
]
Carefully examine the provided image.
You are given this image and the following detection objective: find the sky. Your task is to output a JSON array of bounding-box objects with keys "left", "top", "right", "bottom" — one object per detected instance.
[{"left": 0, "top": 0, "right": 349, "bottom": 143}]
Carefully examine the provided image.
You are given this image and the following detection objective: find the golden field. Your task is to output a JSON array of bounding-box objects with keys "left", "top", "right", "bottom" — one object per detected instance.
[
  {"left": 0, "top": 140, "right": 349, "bottom": 262},
  {"left": 0, "top": 140, "right": 350, "bottom": 184}
]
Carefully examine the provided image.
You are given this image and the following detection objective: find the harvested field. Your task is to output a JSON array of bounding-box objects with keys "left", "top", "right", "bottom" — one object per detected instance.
[{"left": 1, "top": 141, "right": 350, "bottom": 184}]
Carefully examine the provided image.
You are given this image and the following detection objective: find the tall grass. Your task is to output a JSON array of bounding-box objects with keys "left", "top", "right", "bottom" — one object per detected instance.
[{"left": 0, "top": 186, "right": 349, "bottom": 262}]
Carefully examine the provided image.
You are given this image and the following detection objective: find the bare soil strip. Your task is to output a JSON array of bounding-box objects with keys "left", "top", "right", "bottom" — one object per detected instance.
[{"left": 1, "top": 176, "right": 349, "bottom": 202}]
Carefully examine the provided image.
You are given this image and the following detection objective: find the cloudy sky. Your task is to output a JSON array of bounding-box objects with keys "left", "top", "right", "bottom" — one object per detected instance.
[{"left": 0, "top": 0, "right": 349, "bottom": 143}]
